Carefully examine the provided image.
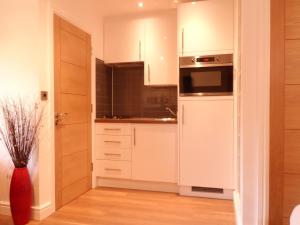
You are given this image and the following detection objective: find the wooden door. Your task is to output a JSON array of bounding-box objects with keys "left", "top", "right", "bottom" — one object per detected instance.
[
  {"left": 270, "top": 0, "right": 300, "bottom": 224},
  {"left": 54, "top": 15, "right": 92, "bottom": 209}
]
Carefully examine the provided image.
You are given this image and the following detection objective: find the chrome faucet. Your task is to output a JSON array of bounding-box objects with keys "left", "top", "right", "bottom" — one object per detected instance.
[{"left": 165, "top": 107, "right": 177, "bottom": 118}]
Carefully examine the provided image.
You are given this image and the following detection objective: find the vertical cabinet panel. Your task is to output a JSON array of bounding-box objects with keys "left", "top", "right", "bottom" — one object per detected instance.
[
  {"left": 286, "top": 0, "right": 300, "bottom": 39},
  {"left": 179, "top": 99, "right": 234, "bottom": 189},
  {"left": 285, "top": 85, "right": 300, "bottom": 129},
  {"left": 178, "top": 0, "right": 234, "bottom": 56},
  {"left": 284, "top": 130, "right": 300, "bottom": 174},
  {"left": 132, "top": 124, "right": 177, "bottom": 183},
  {"left": 283, "top": 174, "right": 300, "bottom": 218},
  {"left": 144, "top": 10, "right": 177, "bottom": 85},
  {"left": 285, "top": 40, "right": 300, "bottom": 84},
  {"left": 104, "top": 18, "right": 145, "bottom": 63}
]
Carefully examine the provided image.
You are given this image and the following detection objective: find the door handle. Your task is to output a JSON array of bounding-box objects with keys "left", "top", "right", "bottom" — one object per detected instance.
[
  {"left": 182, "top": 105, "right": 185, "bottom": 125},
  {"left": 55, "top": 112, "right": 68, "bottom": 125},
  {"left": 104, "top": 140, "right": 121, "bottom": 144},
  {"left": 148, "top": 64, "right": 151, "bottom": 83},
  {"left": 139, "top": 40, "right": 142, "bottom": 61},
  {"left": 133, "top": 127, "right": 136, "bottom": 146}
]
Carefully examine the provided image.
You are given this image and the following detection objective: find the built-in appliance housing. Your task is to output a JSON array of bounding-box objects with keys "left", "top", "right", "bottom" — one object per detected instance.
[{"left": 179, "top": 54, "right": 233, "bottom": 97}]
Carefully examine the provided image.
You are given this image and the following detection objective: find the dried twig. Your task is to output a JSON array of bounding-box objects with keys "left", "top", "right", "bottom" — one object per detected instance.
[{"left": 0, "top": 99, "right": 43, "bottom": 168}]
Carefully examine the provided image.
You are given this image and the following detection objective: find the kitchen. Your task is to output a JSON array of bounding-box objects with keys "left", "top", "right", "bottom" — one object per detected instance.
[
  {"left": 94, "top": 0, "right": 236, "bottom": 212},
  {"left": 1, "top": 0, "right": 264, "bottom": 224}
]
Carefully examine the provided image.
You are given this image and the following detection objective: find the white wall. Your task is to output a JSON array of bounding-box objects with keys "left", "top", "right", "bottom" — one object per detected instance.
[
  {"left": 239, "top": 0, "right": 270, "bottom": 224},
  {"left": 0, "top": 0, "right": 104, "bottom": 219},
  {"left": 0, "top": 0, "right": 44, "bottom": 211}
]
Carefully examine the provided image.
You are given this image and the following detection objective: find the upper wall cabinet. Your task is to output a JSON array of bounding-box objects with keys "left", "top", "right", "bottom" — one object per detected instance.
[
  {"left": 104, "top": 18, "right": 145, "bottom": 63},
  {"left": 144, "top": 11, "right": 177, "bottom": 86},
  {"left": 178, "top": 0, "right": 234, "bottom": 56},
  {"left": 104, "top": 10, "right": 177, "bottom": 86}
]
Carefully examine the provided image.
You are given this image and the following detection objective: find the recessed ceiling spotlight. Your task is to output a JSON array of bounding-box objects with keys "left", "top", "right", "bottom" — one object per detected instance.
[
  {"left": 138, "top": 2, "right": 144, "bottom": 8},
  {"left": 191, "top": 1, "right": 196, "bottom": 4}
]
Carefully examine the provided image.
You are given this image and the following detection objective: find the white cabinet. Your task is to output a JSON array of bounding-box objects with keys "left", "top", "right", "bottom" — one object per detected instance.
[
  {"left": 95, "top": 123, "right": 132, "bottom": 179},
  {"left": 144, "top": 10, "right": 177, "bottom": 85},
  {"left": 103, "top": 10, "right": 178, "bottom": 85},
  {"left": 178, "top": 0, "right": 234, "bottom": 56},
  {"left": 104, "top": 18, "right": 145, "bottom": 63},
  {"left": 132, "top": 124, "right": 177, "bottom": 183},
  {"left": 179, "top": 98, "right": 234, "bottom": 189}
]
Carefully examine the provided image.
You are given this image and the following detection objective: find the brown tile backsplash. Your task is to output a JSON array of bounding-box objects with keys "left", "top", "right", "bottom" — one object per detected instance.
[
  {"left": 96, "top": 59, "right": 112, "bottom": 117},
  {"left": 96, "top": 59, "right": 177, "bottom": 118}
]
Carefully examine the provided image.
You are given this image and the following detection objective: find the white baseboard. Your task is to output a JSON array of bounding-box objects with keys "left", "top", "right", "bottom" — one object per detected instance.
[
  {"left": 97, "top": 178, "right": 179, "bottom": 193},
  {"left": 0, "top": 201, "right": 54, "bottom": 221},
  {"left": 233, "top": 191, "right": 242, "bottom": 225},
  {"left": 179, "top": 186, "right": 234, "bottom": 200}
]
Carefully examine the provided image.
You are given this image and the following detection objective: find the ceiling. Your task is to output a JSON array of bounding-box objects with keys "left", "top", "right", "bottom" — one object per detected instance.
[{"left": 96, "top": 0, "right": 195, "bottom": 17}]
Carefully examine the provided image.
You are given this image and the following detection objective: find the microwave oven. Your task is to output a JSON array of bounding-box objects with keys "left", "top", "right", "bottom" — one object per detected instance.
[{"left": 179, "top": 54, "right": 233, "bottom": 96}]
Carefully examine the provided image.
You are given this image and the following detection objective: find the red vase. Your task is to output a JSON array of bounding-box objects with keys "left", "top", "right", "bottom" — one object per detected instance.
[{"left": 10, "top": 167, "right": 32, "bottom": 225}]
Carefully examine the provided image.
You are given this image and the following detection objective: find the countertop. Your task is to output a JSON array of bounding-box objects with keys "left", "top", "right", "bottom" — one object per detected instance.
[{"left": 94, "top": 117, "right": 177, "bottom": 124}]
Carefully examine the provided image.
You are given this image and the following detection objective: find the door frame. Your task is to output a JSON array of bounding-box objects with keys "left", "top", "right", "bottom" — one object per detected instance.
[{"left": 269, "top": 0, "right": 286, "bottom": 224}]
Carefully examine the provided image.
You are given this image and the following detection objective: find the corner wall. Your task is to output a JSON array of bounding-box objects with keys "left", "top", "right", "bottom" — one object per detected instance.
[
  {"left": 239, "top": 0, "right": 270, "bottom": 224},
  {"left": 0, "top": 0, "right": 104, "bottom": 220}
]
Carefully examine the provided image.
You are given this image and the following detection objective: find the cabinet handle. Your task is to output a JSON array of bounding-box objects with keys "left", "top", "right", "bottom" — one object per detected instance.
[
  {"left": 104, "top": 141, "right": 121, "bottom": 144},
  {"left": 104, "top": 153, "right": 121, "bottom": 156},
  {"left": 104, "top": 128, "right": 121, "bottom": 131},
  {"left": 182, "top": 104, "right": 185, "bottom": 125},
  {"left": 139, "top": 40, "right": 142, "bottom": 61},
  {"left": 105, "top": 168, "right": 122, "bottom": 172},
  {"left": 148, "top": 64, "right": 151, "bottom": 83},
  {"left": 181, "top": 28, "right": 184, "bottom": 56},
  {"left": 133, "top": 127, "right": 136, "bottom": 146}
]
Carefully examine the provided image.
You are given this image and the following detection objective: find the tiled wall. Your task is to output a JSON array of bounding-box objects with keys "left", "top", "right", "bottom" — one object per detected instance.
[
  {"left": 96, "top": 60, "right": 177, "bottom": 118},
  {"left": 96, "top": 59, "right": 112, "bottom": 117}
]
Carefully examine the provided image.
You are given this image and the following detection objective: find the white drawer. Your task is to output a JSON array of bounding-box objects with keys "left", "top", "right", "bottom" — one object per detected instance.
[
  {"left": 95, "top": 135, "right": 131, "bottom": 149},
  {"left": 95, "top": 160, "right": 131, "bottom": 179},
  {"left": 96, "top": 148, "right": 131, "bottom": 161},
  {"left": 95, "top": 123, "right": 131, "bottom": 135}
]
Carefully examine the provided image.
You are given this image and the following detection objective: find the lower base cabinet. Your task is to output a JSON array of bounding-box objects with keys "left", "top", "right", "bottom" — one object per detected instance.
[
  {"left": 132, "top": 124, "right": 177, "bottom": 183},
  {"left": 94, "top": 123, "right": 178, "bottom": 184}
]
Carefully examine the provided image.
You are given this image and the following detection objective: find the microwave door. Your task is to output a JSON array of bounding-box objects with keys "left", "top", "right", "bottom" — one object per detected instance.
[{"left": 179, "top": 66, "right": 233, "bottom": 96}]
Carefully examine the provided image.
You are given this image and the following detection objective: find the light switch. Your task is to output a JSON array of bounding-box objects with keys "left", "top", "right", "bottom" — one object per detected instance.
[{"left": 41, "top": 91, "right": 48, "bottom": 101}]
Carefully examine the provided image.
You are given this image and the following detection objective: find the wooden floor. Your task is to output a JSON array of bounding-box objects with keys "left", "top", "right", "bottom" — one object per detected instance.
[{"left": 1, "top": 188, "right": 235, "bottom": 225}]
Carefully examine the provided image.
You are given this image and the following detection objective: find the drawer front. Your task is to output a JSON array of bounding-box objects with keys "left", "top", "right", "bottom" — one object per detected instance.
[
  {"left": 95, "top": 160, "right": 131, "bottom": 179},
  {"left": 95, "top": 123, "right": 131, "bottom": 135},
  {"left": 95, "top": 135, "right": 131, "bottom": 149},
  {"left": 96, "top": 148, "right": 131, "bottom": 161}
]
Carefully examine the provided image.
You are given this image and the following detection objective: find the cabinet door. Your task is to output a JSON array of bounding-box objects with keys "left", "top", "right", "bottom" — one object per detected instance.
[
  {"left": 178, "top": 0, "right": 234, "bottom": 56},
  {"left": 144, "top": 10, "right": 177, "bottom": 85},
  {"left": 104, "top": 18, "right": 145, "bottom": 63},
  {"left": 132, "top": 124, "right": 177, "bottom": 183},
  {"left": 179, "top": 99, "right": 234, "bottom": 189}
]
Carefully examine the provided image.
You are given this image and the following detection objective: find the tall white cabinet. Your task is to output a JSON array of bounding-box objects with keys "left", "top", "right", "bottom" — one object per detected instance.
[
  {"left": 178, "top": 0, "right": 234, "bottom": 56},
  {"left": 179, "top": 97, "right": 234, "bottom": 191}
]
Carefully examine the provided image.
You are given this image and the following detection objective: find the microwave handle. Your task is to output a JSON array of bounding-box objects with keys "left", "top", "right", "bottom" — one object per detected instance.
[{"left": 148, "top": 64, "right": 151, "bottom": 84}]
